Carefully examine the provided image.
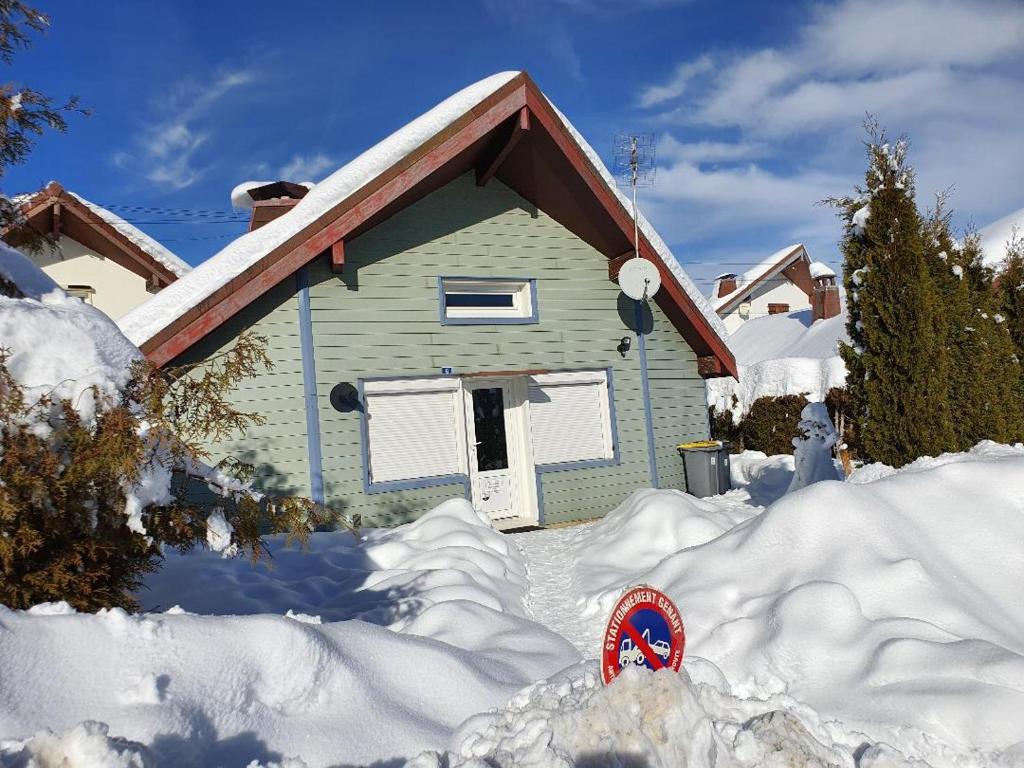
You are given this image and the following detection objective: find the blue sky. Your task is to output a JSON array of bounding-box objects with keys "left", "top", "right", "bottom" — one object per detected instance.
[{"left": 7, "top": 0, "right": 1024, "bottom": 294}]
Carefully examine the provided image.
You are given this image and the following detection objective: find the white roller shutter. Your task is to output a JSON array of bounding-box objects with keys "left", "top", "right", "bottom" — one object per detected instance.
[
  {"left": 364, "top": 380, "right": 464, "bottom": 483},
  {"left": 528, "top": 370, "right": 613, "bottom": 466}
]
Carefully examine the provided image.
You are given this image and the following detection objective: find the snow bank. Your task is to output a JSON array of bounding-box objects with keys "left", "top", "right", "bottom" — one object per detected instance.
[
  {"left": 708, "top": 308, "right": 849, "bottom": 417},
  {"left": 414, "top": 665, "right": 928, "bottom": 768},
  {"left": 142, "top": 498, "right": 529, "bottom": 628},
  {"left": 0, "top": 721, "right": 153, "bottom": 768},
  {"left": 0, "top": 242, "right": 141, "bottom": 425},
  {"left": 0, "top": 501, "right": 579, "bottom": 767},
  {"left": 573, "top": 448, "right": 1024, "bottom": 760}
]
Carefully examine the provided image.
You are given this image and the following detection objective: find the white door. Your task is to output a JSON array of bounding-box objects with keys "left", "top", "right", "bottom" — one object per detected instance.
[{"left": 464, "top": 380, "right": 523, "bottom": 522}]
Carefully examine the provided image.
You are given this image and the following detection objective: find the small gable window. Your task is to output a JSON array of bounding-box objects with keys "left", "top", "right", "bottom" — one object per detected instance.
[{"left": 439, "top": 277, "right": 537, "bottom": 324}]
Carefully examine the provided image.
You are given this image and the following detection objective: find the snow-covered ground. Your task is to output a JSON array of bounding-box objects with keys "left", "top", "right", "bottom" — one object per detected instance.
[{"left": 3, "top": 404, "right": 1024, "bottom": 767}]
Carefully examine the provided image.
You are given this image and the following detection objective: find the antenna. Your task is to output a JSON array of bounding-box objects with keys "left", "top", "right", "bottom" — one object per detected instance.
[{"left": 613, "top": 133, "right": 656, "bottom": 262}]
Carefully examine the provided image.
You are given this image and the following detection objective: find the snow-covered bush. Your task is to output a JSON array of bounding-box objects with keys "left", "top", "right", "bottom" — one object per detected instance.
[{"left": 0, "top": 245, "right": 335, "bottom": 611}]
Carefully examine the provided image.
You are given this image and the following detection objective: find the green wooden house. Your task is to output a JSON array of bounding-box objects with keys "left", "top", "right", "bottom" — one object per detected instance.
[{"left": 119, "top": 71, "right": 736, "bottom": 530}]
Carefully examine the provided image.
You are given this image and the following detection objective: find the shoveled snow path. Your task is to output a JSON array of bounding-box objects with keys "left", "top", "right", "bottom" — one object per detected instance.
[{"left": 509, "top": 524, "right": 602, "bottom": 657}]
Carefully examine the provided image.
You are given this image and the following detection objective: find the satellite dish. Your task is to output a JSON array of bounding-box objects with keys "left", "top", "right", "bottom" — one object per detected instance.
[{"left": 618, "top": 258, "right": 661, "bottom": 301}]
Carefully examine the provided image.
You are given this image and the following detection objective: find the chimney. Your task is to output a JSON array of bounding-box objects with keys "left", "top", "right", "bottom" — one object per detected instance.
[
  {"left": 716, "top": 273, "right": 738, "bottom": 298},
  {"left": 246, "top": 181, "right": 309, "bottom": 231},
  {"left": 810, "top": 263, "right": 840, "bottom": 321}
]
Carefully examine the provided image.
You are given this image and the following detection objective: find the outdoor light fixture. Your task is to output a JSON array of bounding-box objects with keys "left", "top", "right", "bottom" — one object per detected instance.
[{"left": 618, "top": 336, "right": 632, "bottom": 357}]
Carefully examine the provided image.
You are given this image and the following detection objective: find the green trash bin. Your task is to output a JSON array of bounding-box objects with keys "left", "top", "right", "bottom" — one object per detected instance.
[{"left": 677, "top": 440, "right": 732, "bottom": 497}]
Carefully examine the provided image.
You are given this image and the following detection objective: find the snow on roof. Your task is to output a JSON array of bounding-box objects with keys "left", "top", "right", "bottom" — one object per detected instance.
[
  {"left": 809, "top": 261, "right": 836, "bottom": 279},
  {"left": 712, "top": 244, "right": 805, "bottom": 312},
  {"left": 707, "top": 305, "right": 849, "bottom": 417},
  {"left": 978, "top": 207, "right": 1023, "bottom": 268},
  {"left": 66, "top": 192, "right": 192, "bottom": 278},
  {"left": 118, "top": 72, "right": 729, "bottom": 350}
]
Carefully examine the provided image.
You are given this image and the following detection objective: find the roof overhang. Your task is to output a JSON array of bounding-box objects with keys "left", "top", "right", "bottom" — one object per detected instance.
[
  {"left": 137, "top": 73, "right": 736, "bottom": 378},
  {"left": 9, "top": 183, "right": 181, "bottom": 289}
]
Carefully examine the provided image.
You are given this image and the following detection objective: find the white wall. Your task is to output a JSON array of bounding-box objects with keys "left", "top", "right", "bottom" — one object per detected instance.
[
  {"left": 720, "top": 278, "right": 811, "bottom": 334},
  {"left": 30, "top": 236, "right": 155, "bottom": 319}
]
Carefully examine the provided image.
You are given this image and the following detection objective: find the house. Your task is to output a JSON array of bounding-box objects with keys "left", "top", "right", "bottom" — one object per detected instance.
[
  {"left": 711, "top": 244, "right": 840, "bottom": 333},
  {"left": 6, "top": 182, "right": 190, "bottom": 319},
  {"left": 118, "top": 71, "right": 735, "bottom": 530}
]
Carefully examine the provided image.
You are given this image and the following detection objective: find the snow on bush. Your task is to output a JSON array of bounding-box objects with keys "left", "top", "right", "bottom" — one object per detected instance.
[
  {"left": 573, "top": 448, "right": 1024, "bottom": 760},
  {"left": 788, "top": 402, "right": 842, "bottom": 492},
  {"left": 412, "top": 664, "right": 925, "bottom": 768}
]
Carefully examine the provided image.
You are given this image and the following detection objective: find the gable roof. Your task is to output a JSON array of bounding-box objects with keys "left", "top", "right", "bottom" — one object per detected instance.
[
  {"left": 978, "top": 206, "right": 1023, "bottom": 268},
  {"left": 11, "top": 182, "right": 191, "bottom": 286},
  {"left": 712, "top": 243, "right": 811, "bottom": 314},
  {"left": 118, "top": 71, "right": 735, "bottom": 377}
]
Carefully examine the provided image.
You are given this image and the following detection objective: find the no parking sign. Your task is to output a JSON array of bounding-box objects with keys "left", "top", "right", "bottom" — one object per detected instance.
[{"left": 601, "top": 585, "right": 686, "bottom": 685}]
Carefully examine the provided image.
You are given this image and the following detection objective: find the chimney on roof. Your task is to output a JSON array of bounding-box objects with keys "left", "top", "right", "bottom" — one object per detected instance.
[
  {"left": 811, "top": 267, "right": 840, "bottom": 322},
  {"left": 716, "top": 273, "right": 738, "bottom": 298},
  {"left": 247, "top": 181, "right": 309, "bottom": 232}
]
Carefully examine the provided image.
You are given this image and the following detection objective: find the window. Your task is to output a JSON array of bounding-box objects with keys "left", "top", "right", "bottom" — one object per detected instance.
[
  {"left": 363, "top": 378, "right": 466, "bottom": 486},
  {"left": 439, "top": 277, "right": 537, "bottom": 324},
  {"left": 65, "top": 284, "right": 95, "bottom": 303},
  {"left": 528, "top": 370, "right": 615, "bottom": 466},
  {"left": 768, "top": 303, "right": 790, "bottom": 315}
]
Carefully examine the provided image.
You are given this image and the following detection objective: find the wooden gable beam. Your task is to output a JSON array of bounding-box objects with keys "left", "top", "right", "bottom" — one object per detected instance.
[
  {"left": 51, "top": 202, "right": 61, "bottom": 240},
  {"left": 476, "top": 107, "right": 530, "bottom": 187},
  {"left": 330, "top": 240, "right": 345, "bottom": 273}
]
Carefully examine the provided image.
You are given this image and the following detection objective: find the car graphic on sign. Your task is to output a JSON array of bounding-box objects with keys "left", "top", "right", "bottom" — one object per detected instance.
[{"left": 618, "top": 632, "right": 672, "bottom": 667}]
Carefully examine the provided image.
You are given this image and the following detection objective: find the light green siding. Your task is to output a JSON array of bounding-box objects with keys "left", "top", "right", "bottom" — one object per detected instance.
[{"left": 182, "top": 172, "right": 709, "bottom": 527}]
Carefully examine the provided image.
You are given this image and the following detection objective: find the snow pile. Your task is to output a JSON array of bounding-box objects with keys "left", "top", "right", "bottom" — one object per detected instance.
[
  {"left": 573, "top": 447, "right": 1024, "bottom": 760},
  {"left": 414, "top": 665, "right": 926, "bottom": 768},
  {"left": 0, "top": 721, "right": 153, "bottom": 768},
  {"left": 141, "top": 499, "right": 530, "bottom": 629},
  {"left": 978, "top": 206, "right": 1022, "bottom": 268},
  {"left": 788, "top": 402, "right": 842, "bottom": 492},
  {"left": 69, "top": 191, "right": 191, "bottom": 278},
  {"left": 0, "top": 241, "right": 141, "bottom": 425},
  {"left": 809, "top": 260, "right": 836, "bottom": 279},
  {"left": 120, "top": 73, "right": 728, "bottom": 354},
  {"left": 708, "top": 307, "right": 849, "bottom": 418},
  {"left": 0, "top": 502, "right": 579, "bottom": 767},
  {"left": 230, "top": 180, "right": 275, "bottom": 209}
]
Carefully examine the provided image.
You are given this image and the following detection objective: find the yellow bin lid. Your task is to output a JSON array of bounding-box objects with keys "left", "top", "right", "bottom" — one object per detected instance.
[{"left": 677, "top": 440, "right": 722, "bottom": 450}]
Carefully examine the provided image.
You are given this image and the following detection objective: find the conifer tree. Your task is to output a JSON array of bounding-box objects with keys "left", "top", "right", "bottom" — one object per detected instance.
[
  {"left": 998, "top": 233, "right": 1024, "bottom": 401},
  {"left": 830, "top": 129, "right": 954, "bottom": 466}
]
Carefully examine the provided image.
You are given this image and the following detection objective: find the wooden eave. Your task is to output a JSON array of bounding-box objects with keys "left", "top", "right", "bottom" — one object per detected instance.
[
  {"left": 12, "top": 184, "right": 180, "bottom": 288},
  {"left": 139, "top": 73, "right": 737, "bottom": 378}
]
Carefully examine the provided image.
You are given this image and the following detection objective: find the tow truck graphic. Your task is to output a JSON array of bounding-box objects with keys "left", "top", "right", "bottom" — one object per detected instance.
[{"left": 618, "top": 629, "right": 671, "bottom": 667}]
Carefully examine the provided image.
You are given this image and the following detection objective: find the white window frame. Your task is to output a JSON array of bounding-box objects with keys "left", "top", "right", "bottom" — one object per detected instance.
[{"left": 438, "top": 276, "right": 537, "bottom": 324}]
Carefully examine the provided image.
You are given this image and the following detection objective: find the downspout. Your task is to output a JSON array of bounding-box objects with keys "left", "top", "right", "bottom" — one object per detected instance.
[{"left": 635, "top": 299, "right": 660, "bottom": 489}]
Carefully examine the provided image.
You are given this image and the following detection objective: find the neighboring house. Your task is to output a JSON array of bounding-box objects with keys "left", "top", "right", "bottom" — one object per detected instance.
[
  {"left": 7, "top": 182, "right": 190, "bottom": 319},
  {"left": 119, "top": 71, "right": 735, "bottom": 530},
  {"left": 710, "top": 244, "right": 840, "bottom": 333}
]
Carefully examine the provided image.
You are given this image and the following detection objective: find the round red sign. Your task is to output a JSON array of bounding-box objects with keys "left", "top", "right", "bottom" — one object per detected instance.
[{"left": 600, "top": 585, "right": 686, "bottom": 685}]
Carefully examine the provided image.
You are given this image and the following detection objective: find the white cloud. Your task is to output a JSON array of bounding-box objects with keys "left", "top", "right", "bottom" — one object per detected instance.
[
  {"left": 634, "top": 0, "right": 1024, "bottom": 260},
  {"left": 638, "top": 56, "right": 713, "bottom": 108},
  {"left": 279, "top": 153, "right": 335, "bottom": 182},
  {"left": 115, "top": 69, "right": 255, "bottom": 190}
]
